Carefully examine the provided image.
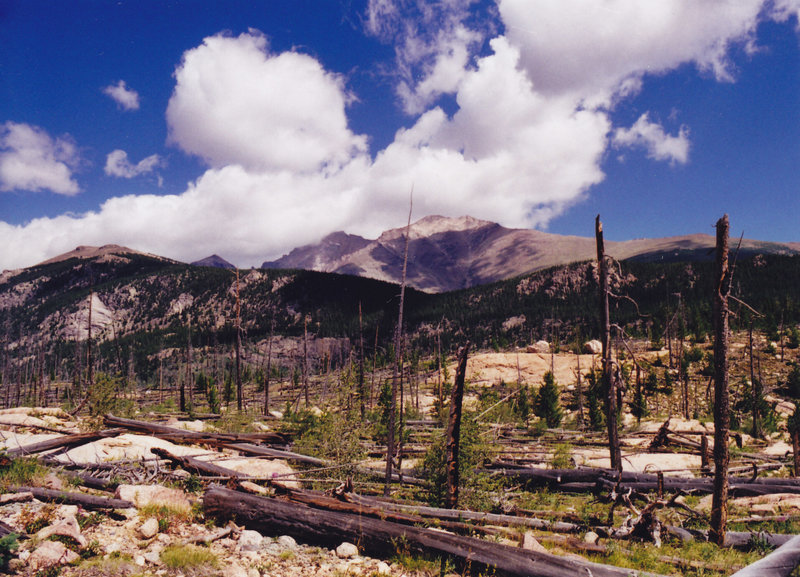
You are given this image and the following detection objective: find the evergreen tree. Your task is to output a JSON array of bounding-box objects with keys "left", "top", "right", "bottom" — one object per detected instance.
[{"left": 534, "top": 371, "right": 562, "bottom": 428}]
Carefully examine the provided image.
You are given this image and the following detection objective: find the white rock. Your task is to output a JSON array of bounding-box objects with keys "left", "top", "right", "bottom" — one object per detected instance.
[
  {"left": 134, "top": 554, "right": 146, "bottom": 566},
  {"left": 277, "top": 535, "right": 298, "bottom": 549},
  {"left": 115, "top": 484, "right": 192, "bottom": 511},
  {"left": 247, "top": 569, "right": 260, "bottom": 577},
  {"left": 336, "top": 542, "right": 359, "bottom": 559},
  {"left": 521, "top": 531, "right": 548, "bottom": 553},
  {"left": 139, "top": 517, "right": 160, "bottom": 539},
  {"left": 376, "top": 561, "right": 391, "bottom": 575},
  {"left": 227, "top": 562, "right": 249, "bottom": 577},
  {"left": 584, "top": 531, "right": 600, "bottom": 544},
  {"left": 36, "top": 515, "right": 87, "bottom": 548},
  {"left": 583, "top": 340, "right": 603, "bottom": 354},
  {"left": 239, "top": 529, "right": 264, "bottom": 552},
  {"left": 29, "top": 540, "right": 79, "bottom": 571},
  {"left": 144, "top": 551, "right": 161, "bottom": 564}
]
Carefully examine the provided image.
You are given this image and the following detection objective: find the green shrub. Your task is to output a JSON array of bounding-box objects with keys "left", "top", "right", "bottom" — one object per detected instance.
[
  {"left": 420, "top": 411, "right": 500, "bottom": 510},
  {"left": 0, "top": 533, "right": 18, "bottom": 572},
  {"left": 534, "top": 371, "right": 562, "bottom": 428}
]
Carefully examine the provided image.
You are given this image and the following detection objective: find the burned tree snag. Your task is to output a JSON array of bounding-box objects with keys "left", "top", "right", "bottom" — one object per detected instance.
[
  {"left": 710, "top": 214, "right": 731, "bottom": 546},
  {"left": 445, "top": 342, "right": 470, "bottom": 509},
  {"left": 385, "top": 192, "right": 412, "bottom": 496},
  {"left": 596, "top": 215, "right": 621, "bottom": 471},
  {"left": 235, "top": 268, "right": 243, "bottom": 411}
]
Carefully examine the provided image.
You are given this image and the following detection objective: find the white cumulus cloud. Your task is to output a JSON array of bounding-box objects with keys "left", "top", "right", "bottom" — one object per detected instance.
[
  {"left": 102, "top": 80, "right": 140, "bottom": 111},
  {"left": 0, "top": 121, "right": 80, "bottom": 195},
  {"left": 613, "top": 114, "right": 690, "bottom": 165},
  {"left": 0, "top": 2, "right": 797, "bottom": 270},
  {"left": 105, "top": 150, "right": 165, "bottom": 179},
  {"left": 166, "top": 30, "right": 367, "bottom": 173}
]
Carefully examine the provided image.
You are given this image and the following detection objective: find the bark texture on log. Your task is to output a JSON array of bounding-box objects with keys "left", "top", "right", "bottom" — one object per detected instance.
[
  {"left": 103, "top": 414, "right": 287, "bottom": 445},
  {"left": 729, "top": 534, "right": 800, "bottom": 576},
  {"left": 710, "top": 214, "right": 731, "bottom": 546},
  {"left": 12, "top": 486, "right": 133, "bottom": 510},
  {"left": 203, "top": 486, "right": 665, "bottom": 577}
]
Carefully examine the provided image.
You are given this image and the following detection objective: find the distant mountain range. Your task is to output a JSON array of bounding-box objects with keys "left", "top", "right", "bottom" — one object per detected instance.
[{"left": 262, "top": 215, "right": 800, "bottom": 293}]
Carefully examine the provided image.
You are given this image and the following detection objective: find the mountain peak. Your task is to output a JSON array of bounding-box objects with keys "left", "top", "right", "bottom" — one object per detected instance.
[
  {"left": 378, "top": 215, "right": 496, "bottom": 242},
  {"left": 191, "top": 254, "right": 236, "bottom": 269}
]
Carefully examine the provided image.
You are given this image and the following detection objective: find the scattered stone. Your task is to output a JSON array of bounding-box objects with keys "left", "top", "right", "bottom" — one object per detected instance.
[
  {"left": 239, "top": 529, "right": 264, "bottom": 552},
  {"left": 527, "top": 340, "right": 550, "bottom": 354},
  {"left": 144, "top": 551, "right": 161, "bottom": 564},
  {"left": 29, "top": 540, "right": 80, "bottom": 571},
  {"left": 521, "top": 531, "right": 548, "bottom": 553},
  {"left": 43, "top": 472, "right": 65, "bottom": 490},
  {"left": 584, "top": 531, "right": 600, "bottom": 545},
  {"left": 376, "top": 561, "right": 391, "bottom": 575},
  {"left": 36, "top": 515, "right": 88, "bottom": 548},
  {"left": 336, "top": 542, "right": 359, "bottom": 559},
  {"left": 134, "top": 554, "right": 146, "bottom": 566},
  {"left": 277, "top": 535, "right": 298, "bottom": 549},
  {"left": 0, "top": 491, "right": 33, "bottom": 505},
  {"left": 115, "top": 483, "right": 192, "bottom": 511},
  {"left": 227, "top": 561, "right": 249, "bottom": 577},
  {"left": 139, "top": 517, "right": 160, "bottom": 539}
]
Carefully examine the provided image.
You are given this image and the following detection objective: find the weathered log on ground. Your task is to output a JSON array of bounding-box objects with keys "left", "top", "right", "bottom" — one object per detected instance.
[
  {"left": 0, "top": 519, "right": 19, "bottom": 538},
  {"left": 284, "top": 489, "right": 507, "bottom": 537},
  {"left": 151, "top": 447, "right": 248, "bottom": 479},
  {"left": 6, "top": 428, "right": 126, "bottom": 457},
  {"left": 730, "top": 534, "right": 800, "bottom": 577},
  {"left": 103, "top": 414, "right": 288, "bottom": 445},
  {"left": 203, "top": 486, "right": 666, "bottom": 577},
  {"left": 344, "top": 493, "right": 583, "bottom": 533},
  {"left": 492, "top": 466, "right": 800, "bottom": 496},
  {"left": 12, "top": 486, "right": 133, "bottom": 510},
  {"left": 222, "top": 443, "right": 327, "bottom": 467}
]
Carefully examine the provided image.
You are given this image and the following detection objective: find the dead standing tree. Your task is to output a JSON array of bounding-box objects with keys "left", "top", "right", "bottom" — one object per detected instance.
[
  {"left": 710, "top": 214, "right": 731, "bottom": 546},
  {"left": 445, "top": 342, "right": 470, "bottom": 509},
  {"left": 385, "top": 192, "right": 413, "bottom": 496},
  {"left": 596, "top": 215, "right": 621, "bottom": 471}
]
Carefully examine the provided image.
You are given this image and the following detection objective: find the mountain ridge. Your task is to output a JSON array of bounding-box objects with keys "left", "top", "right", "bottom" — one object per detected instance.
[{"left": 262, "top": 215, "right": 800, "bottom": 292}]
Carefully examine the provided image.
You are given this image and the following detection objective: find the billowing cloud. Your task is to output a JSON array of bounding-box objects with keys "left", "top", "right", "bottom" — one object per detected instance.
[
  {"left": 498, "top": 0, "right": 769, "bottom": 104},
  {"left": 105, "top": 150, "right": 165, "bottom": 179},
  {"left": 0, "top": 122, "right": 80, "bottom": 195},
  {"left": 613, "top": 114, "right": 689, "bottom": 165},
  {"left": 366, "top": 0, "right": 487, "bottom": 114},
  {"left": 102, "top": 80, "right": 140, "bottom": 111},
  {"left": 0, "top": 2, "right": 796, "bottom": 271},
  {"left": 166, "top": 30, "right": 367, "bottom": 172}
]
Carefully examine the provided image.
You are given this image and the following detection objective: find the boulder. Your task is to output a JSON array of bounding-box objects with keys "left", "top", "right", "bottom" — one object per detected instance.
[
  {"left": 36, "top": 515, "right": 87, "bottom": 548},
  {"left": 115, "top": 484, "right": 192, "bottom": 511},
  {"left": 29, "top": 541, "right": 79, "bottom": 571},
  {"left": 139, "top": 517, "right": 160, "bottom": 539},
  {"left": 527, "top": 340, "right": 550, "bottom": 354},
  {"left": 336, "top": 542, "right": 359, "bottom": 559},
  {"left": 583, "top": 340, "right": 602, "bottom": 354},
  {"left": 239, "top": 529, "right": 264, "bottom": 552}
]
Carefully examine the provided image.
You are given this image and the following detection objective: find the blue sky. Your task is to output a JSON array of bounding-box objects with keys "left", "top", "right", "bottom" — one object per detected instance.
[{"left": 0, "top": 0, "right": 798, "bottom": 270}]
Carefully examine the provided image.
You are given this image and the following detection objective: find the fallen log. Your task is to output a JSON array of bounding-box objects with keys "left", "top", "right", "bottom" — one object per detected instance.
[
  {"left": 284, "top": 489, "right": 508, "bottom": 537},
  {"left": 203, "top": 486, "right": 666, "bottom": 577},
  {"left": 492, "top": 466, "right": 800, "bottom": 496},
  {"left": 344, "top": 493, "right": 583, "bottom": 533},
  {"left": 6, "top": 428, "right": 126, "bottom": 457},
  {"left": 730, "top": 534, "right": 800, "bottom": 577},
  {"left": 12, "top": 486, "right": 133, "bottom": 510},
  {"left": 103, "top": 414, "right": 288, "bottom": 445},
  {"left": 151, "top": 447, "right": 248, "bottom": 479},
  {"left": 222, "top": 443, "right": 327, "bottom": 467}
]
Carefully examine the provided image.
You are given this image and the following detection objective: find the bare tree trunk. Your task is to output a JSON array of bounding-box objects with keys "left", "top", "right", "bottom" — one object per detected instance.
[
  {"left": 264, "top": 317, "right": 274, "bottom": 416},
  {"left": 576, "top": 351, "right": 584, "bottom": 428},
  {"left": 187, "top": 315, "right": 194, "bottom": 411},
  {"left": 445, "top": 342, "right": 470, "bottom": 509},
  {"left": 358, "top": 302, "right": 366, "bottom": 420},
  {"left": 749, "top": 322, "right": 761, "bottom": 439},
  {"left": 385, "top": 192, "right": 412, "bottom": 496},
  {"left": 235, "top": 269, "right": 243, "bottom": 411},
  {"left": 793, "top": 429, "right": 800, "bottom": 478},
  {"left": 710, "top": 214, "right": 731, "bottom": 546},
  {"left": 596, "top": 216, "right": 621, "bottom": 471},
  {"left": 303, "top": 315, "right": 310, "bottom": 407}
]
